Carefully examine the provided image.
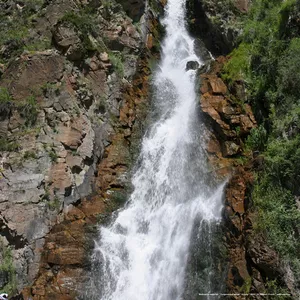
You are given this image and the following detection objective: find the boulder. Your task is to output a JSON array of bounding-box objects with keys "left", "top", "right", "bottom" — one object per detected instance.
[
  {"left": 186, "top": 60, "right": 199, "bottom": 71},
  {"left": 223, "top": 141, "right": 240, "bottom": 157},
  {"left": 247, "top": 235, "right": 282, "bottom": 279},
  {"left": 52, "top": 23, "right": 83, "bottom": 61}
]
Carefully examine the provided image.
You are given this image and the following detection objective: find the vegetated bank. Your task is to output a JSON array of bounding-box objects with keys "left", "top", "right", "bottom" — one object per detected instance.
[{"left": 222, "top": 0, "right": 300, "bottom": 295}]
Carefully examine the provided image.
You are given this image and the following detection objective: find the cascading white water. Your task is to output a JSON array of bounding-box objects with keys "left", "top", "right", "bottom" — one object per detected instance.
[{"left": 91, "top": 0, "right": 225, "bottom": 299}]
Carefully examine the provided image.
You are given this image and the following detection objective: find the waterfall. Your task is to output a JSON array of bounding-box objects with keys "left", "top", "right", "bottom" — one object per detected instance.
[{"left": 90, "top": 0, "right": 225, "bottom": 299}]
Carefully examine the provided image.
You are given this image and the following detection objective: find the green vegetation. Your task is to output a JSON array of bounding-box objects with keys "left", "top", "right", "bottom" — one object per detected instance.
[
  {"left": 0, "top": 139, "right": 19, "bottom": 152},
  {"left": 18, "top": 95, "right": 38, "bottom": 127},
  {"left": 0, "top": 241, "right": 17, "bottom": 295},
  {"left": 223, "top": 0, "right": 300, "bottom": 289},
  {"left": 0, "top": 0, "right": 46, "bottom": 63},
  {"left": 61, "top": 7, "right": 104, "bottom": 55},
  {"left": 48, "top": 149, "right": 58, "bottom": 162},
  {"left": 23, "top": 150, "right": 37, "bottom": 160},
  {"left": 0, "top": 88, "right": 12, "bottom": 103},
  {"left": 109, "top": 52, "right": 124, "bottom": 77},
  {"left": 245, "top": 125, "right": 267, "bottom": 151},
  {"left": 48, "top": 196, "right": 61, "bottom": 211},
  {"left": 239, "top": 277, "right": 252, "bottom": 294},
  {"left": 24, "top": 38, "right": 52, "bottom": 52},
  {"left": 111, "top": 190, "right": 128, "bottom": 205}
]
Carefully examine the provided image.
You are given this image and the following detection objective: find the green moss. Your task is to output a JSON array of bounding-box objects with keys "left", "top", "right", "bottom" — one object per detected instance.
[{"left": 239, "top": 277, "right": 252, "bottom": 294}]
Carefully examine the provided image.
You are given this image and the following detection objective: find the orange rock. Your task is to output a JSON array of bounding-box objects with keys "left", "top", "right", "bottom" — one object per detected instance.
[
  {"left": 207, "top": 76, "right": 228, "bottom": 95},
  {"left": 49, "top": 163, "right": 72, "bottom": 192},
  {"left": 146, "top": 34, "right": 154, "bottom": 50}
]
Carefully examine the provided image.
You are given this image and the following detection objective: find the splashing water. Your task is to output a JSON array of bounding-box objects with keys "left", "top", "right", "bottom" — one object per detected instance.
[{"left": 91, "top": 0, "right": 225, "bottom": 299}]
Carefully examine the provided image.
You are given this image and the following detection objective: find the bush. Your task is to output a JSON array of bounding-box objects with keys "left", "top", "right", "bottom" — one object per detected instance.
[
  {"left": 0, "top": 241, "right": 16, "bottom": 295},
  {"left": 253, "top": 180, "right": 300, "bottom": 256},
  {"left": 109, "top": 52, "right": 124, "bottom": 77},
  {"left": 226, "top": 0, "right": 300, "bottom": 290},
  {"left": 246, "top": 125, "right": 267, "bottom": 151},
  {"left": 277, "top": 38, "right": 300, "bottom": 98},
  {"left": 0, "top": 138, "right": 19, "bottom": 152},
  {"left": 0, "top": 88, "right": 12, "bottom": 103},
  {"left": 18, "top": 95, "right": 38, "bottom": 127}
]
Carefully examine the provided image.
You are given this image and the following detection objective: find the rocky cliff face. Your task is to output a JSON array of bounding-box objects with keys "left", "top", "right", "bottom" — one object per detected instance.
[
  {"left": 0, "top": 0, "right": 163, "bottom": 298},
  {"left": 199, "top": 41, "right": 293, "bottom": 298}
]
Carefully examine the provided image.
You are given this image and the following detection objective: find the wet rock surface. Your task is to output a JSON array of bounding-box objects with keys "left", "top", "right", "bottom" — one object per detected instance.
[{"left": 186, "top": 60, "right": 199, "bottom": 71}]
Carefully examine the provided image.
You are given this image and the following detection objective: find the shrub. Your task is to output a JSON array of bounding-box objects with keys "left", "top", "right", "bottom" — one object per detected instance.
[
  {"left": 111, "top": 190, "right": 127, "bottom": 205},
  {"left": 253, "top": 180, "right": 300, "bottom": 257},
  {"left": 277, "top": 38, "right": 300, "bottom": 99},
  {"left": 18, "top": 95, "right": 38, "bottom": 127},
  {"left": 246, "top": 125, "right": 267, "bottom": 151},
  {"left": 0, "top": 139, "right": 19, "bottom": 152},
  {"left": 0, "top": 241, "right": 17, "bottom": 295},
  {"left": 0, "top": 88, "right": 12, "bottom": 103},
  {"left": 109, "top": 52, "right": 124, "bottom": 77}
]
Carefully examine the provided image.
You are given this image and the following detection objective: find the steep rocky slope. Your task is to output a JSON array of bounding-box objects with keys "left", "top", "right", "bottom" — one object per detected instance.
[{"left": 0, "top": 0, "right": 163, "bottom": 298}]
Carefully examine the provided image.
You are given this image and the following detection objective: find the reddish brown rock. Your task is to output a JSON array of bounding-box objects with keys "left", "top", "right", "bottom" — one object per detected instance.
[
  {"left": 207, "top": 75, "right": 228, "bottom": 95},
  {"left": 146, "top": 34, "right": 154, "bottom": 50},
  {"left": 223, "top": 141, "right": 240, "bottom": 157},
  {"left": 56, "top": 116, "right": 88, "bottom": 149},
  {"left": 1, "top": 52, "right": 65, "bottom": 101},
  {"left": 200, "top": 57, "right": 256, "bottom": 161},
  {"left": 234, "top": 0, "right": 250, "bottom": 12},
  {"left": 49, "top": 163, "right": 72, "bottom": 192},
  {"left": 224, "top": 167, "right": 254, "bottom": 294}
]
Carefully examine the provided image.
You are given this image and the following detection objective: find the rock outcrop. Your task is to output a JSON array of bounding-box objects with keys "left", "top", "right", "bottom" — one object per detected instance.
[{"left": 199, "top": 56, "right": 256, "bottom": 177}]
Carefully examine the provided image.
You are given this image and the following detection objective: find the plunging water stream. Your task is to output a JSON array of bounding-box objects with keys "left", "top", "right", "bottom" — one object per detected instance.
[{"left": 90, "top": 0, "right": 225, "bottom": 299}]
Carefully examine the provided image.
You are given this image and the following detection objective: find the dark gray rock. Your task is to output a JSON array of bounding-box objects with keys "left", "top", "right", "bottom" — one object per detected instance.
[{"left": 186, "top": 60, "right": 200, "bottom": 71}]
